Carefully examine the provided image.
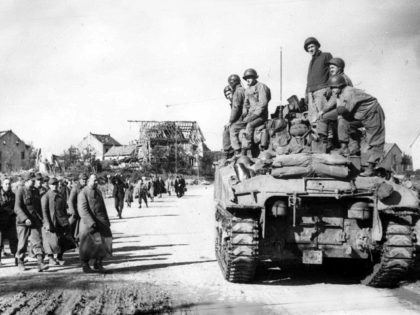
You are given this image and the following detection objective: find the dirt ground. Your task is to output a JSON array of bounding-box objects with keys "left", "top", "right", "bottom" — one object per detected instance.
[{"left": 1, "top": 185, "right": 420, "bottom": 314}]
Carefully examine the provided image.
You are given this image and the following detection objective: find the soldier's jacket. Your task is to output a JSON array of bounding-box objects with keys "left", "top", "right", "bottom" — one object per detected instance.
[
  {"left": 338, "top": 86, "right": 383, "bottom": 121},
  {"left": 244, "top": 82, "right": 271, "bottom": 122},
  {"left": 77, "top": 186, "right": 110, "bottom": 233},
  {"left": 0, "top": 188, "right": 15, "bottom": 216},
  {"left": 229, "top": 85, "right": 246, "bottom": 123},
  {"left": 14, "top": 186, "right": 43, "bottom": 227},
  {"left": 41, "top": 190, "right": 69, "bottom": 231}
]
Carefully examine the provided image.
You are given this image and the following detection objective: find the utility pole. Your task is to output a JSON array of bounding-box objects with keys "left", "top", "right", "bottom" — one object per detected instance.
[{"left": 280, "top": 46, "right": 283, "bottom": 104}]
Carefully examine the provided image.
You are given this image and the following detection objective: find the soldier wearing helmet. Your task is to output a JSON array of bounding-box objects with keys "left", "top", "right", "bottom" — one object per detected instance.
[
  {"left": 329, "top": 74, "right": 386, "bottom": 176},
  {"left": 304, "top": 37, "right": 333, "bottom": 125},
  {"left": 225, "top": 74, "right": 247, "bottom": 156},
  {"left": 242, "top": 68, "right": 271, "bottom": 155},
  {"left": 316, "top": 57, "right": 353, "bottom": 154},
  {"left": 222, "top": 85, "right": 234, "bottom": 157}
]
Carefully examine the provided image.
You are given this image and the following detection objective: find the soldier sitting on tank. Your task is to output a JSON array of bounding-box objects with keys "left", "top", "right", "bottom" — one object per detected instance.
[
  {"left": 326, "top": 74, "right": 385, "bottom": 176},
  {"left": 315, "top": 57, "right": 353, "bottom": 154},
  {"left": 225, "top": 74, "right": 247, "bottom": 157},
  {"left": 241, "top": 68, "right": 271, "bottom": 156},
  {"left": 222, "top": 85, "right": 234, "bottom": 158}
]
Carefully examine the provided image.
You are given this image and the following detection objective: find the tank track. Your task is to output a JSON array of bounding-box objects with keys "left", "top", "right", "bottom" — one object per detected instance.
[
  {"left": 362, "top": 219, "right": 414, "bottom": 288},
  {"left": 215, "top": 207, "right": 259, "bottom": 283}
]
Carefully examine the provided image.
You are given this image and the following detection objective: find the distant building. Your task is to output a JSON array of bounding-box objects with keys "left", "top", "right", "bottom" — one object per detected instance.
[
  {"left": 378, "top": 143, "right": 403, "bottom": 173},
  {"left": 410, "top": 132, "right": 420, "bottom": 171},
  {"left": 135, "top": 121, "right": 206, "bottom": 168},
  {"left": 104, "top": 144, "right": 138, "bottom": 161},
  {"left": 0, "top": 130, "right": 32, "bottom": 173},
  {"left": 78, "top": 132, "right": 121, "bottom": 161}
]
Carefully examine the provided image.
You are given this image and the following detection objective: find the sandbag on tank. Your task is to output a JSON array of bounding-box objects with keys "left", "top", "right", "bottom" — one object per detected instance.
[
  {"left": 271, "top": 166, "right": 313, "bottom": 178},
  {"left": 272, "top": 153, "right": 311, "bottom": 168},
  {"left": 312, "top": 153, "right": 349, "bottom": 165},
  {"left": 312, "top": 162, "right": 349, "bottom": 179}
]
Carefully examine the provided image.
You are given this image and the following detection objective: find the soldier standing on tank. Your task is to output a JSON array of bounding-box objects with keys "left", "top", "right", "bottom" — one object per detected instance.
[
  {"left": 14, "top": 172, "right": 48, "bottom": 272},
  {"left": 304, "top": 37, "right": 333, "bottom": 151},
  {"left": 316, "top": 57, "right": 353, "bottom": 154},
  {"left": 0, "top": 178, "right": 18, "bottom": 265},
  {"left": 242, "top": 68, "right": 271, "bottom": 155},
  {"left": 328, "top": 74, "right": 385, "bottom": 176},
  {"left": 225, "top": 74, "right": 247, "bottom": 157}
]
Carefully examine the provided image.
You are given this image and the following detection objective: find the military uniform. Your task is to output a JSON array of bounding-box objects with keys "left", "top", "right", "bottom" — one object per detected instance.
[
  {"left": 112, "top": 178, "right": 126, "bottom": 218},
  {"left": 243, "top": 81, "right": 271, "bottom": 141},
  {"left": 317, "top": 73, "right": 353, "bottom": 141},
  {"left": 306, "top": 50, "right": 333, "bottom": 122},
  {"left": 77, "top": 185, "right": 112, "bottom": 268},
  {"left": 14, "top": 186, "right": 44, "bottom": 260},
  {"left": 0, "top": 188, "right": 18, "bottom": 257},
  {"left": 337, "top": 86, "right": 385, "bottom": 163},
  {"left": 229, "top": 84, "right": 247, "bottom": 152},
  {"left": 41, "top": 188, "right": 71, "bottom": 256}
]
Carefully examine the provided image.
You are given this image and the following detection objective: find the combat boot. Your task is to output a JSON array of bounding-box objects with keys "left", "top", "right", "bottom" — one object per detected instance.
[
  {"left": 37, "top": 255, "right": 49, "bottom": 272},
  {"left": 93, "top": 260, "right": 105, "bottom": 273},
  {"left": 57, "top": 254, "right": 65, "bottom": 266},
  {"left": 82, "top": 261, "right": 94, "bottom": 273},
  {"left": 360, "top": 163, "right": 375, "bottom": 177},
  {"left": 48, "top": 255, "right": 59, "bottom": 266},
  {"left": 17, "top": 259, "right": 26, "bottom": 272}
]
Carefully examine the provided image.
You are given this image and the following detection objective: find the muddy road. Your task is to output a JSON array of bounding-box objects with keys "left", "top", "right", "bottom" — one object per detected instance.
[{"left": 0, "top": 185, "right": 420, "bottom": 314}]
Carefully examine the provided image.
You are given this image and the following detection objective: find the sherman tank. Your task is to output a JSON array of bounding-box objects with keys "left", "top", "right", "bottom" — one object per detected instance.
[{"left": 214, "top": 96, "right": 420, "bottom": 288}]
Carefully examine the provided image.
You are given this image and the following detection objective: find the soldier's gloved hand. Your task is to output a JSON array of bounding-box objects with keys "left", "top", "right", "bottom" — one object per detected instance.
[{"left": 25, "top": 219, "right": 32, "bottom": 226}]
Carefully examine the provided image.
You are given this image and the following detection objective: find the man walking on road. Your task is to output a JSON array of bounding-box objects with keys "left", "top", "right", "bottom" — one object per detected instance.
[
  {"left": 328, "top": 74, "right": 386, "bottom": 176},
  {"left": 67, "top": 173, "right": 87, "bottom": 243},
  {"left": 78, "top": 174, "right": 112, "bottom": 273},
  {"left": 14, "top": 172, "right": 48, "bottom": 272},
  {"left": 0, "top": 178, "right": 18, "bottom": 265},
  {"left": 112, "top": 175, "right": 126, "bottom": 219},
  {"left": 42, "top": 177, "right": 72, "bottom": 266}
]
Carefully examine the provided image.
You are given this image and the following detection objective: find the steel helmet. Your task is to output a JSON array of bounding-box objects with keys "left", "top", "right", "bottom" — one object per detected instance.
[
  {"left": 329, "top": 57, "right": 345, "bottom": 70},
  {"left": 228, "top": 74, "right": 241, "bottom": 85},
  {"left": 223, "top": 85, "right": 232, "bottom": 99},
  {"left": 242, "top": 68, "right": 258, "bottom": 80},
  {"left": 328, "top": 74, "right": 347, "bottom": 88},
  {"left": 304, "top": 37, "right": 321, "bottom": 51}
]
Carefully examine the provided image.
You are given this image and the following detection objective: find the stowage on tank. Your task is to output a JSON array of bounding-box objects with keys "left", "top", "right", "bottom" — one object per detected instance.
[{"left": 214, "top": 97, "right": 420, "bottom": 288}]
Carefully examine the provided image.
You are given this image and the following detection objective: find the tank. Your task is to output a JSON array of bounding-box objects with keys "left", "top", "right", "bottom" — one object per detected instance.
[{"left": 214, "top": 99, "right": 420, "bottom": 288}]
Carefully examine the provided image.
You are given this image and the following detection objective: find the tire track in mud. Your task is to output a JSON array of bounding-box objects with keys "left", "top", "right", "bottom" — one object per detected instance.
[{"left": 0, "top": 284, "right": 172, "bottom": 315}]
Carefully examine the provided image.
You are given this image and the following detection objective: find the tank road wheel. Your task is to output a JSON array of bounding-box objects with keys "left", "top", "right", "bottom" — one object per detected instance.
[
  {"left": 215, "top": 207, "right": 259, "bottom": 283},
  {"left": 362, "top": 219, "right": 415, "bottom": 288}
]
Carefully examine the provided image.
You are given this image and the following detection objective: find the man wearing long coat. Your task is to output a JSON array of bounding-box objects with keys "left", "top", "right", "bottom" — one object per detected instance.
[
  {"left": 67, "top": 173, "right": 88, "bottom": 241},
  {"left": 77, "top": 174, "right": 112, "bottom": 273},
  {"left": 41, "top": 177, "right": 71, "bottom": 265}
]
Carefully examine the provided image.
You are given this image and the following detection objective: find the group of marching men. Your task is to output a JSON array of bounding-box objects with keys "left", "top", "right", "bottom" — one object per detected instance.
[
  {"left": 112, "top": 175, "right": 187, "bottom": 218},
  {"left": 0, "top": 173, "right": 111, "bottom": 273},
  {"left": 222, "top": 36, "right": 385, "bottom": 176},
  {"left": 0, "top": 171, "right": 189, "bottom": 273}
]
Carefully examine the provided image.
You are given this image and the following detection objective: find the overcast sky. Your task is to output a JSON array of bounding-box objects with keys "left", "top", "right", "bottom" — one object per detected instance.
[{"left": 0, "top": 0, "right": 419, "bottom": 156}]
